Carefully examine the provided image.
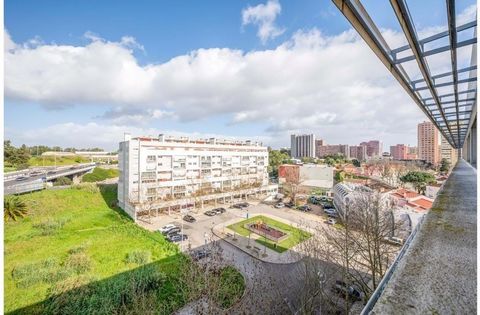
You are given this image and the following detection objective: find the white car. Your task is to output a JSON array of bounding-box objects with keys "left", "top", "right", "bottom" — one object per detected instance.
[
  {"left": 274, "top": 202, "right": 285, "bottom": 208},
  {"left": 327, "top": 218, "right": 337, "bottom": 225},
  {"left": 159, "top": 224, "right": 177, "bottom": 234}
]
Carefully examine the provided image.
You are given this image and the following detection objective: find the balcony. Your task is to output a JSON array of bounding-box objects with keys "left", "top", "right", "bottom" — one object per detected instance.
[{"left": 369, "top": 160, "right": 476, "bottom": 314}]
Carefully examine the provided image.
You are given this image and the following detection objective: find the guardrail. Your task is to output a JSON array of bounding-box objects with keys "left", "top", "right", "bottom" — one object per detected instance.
[
  {"left": 360, "top": 214, "right": 426, "bottom": 314},
  {"left": 4, "top": 163, "right": 96, "bottom": 182},
  {"left": 5, "top": 180, "right": 46, "bottom": 195}
]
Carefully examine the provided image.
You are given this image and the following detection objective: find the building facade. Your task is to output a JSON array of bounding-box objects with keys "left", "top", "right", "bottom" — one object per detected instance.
[
  {"left": 440, "top": 136, "right": 458, "bottom": 166},
  {"left": 418, "top": 121, "right": 440, "bottom": 165},
  {"left": 278, "top": 164, "right": 334, "bottom": 189},
  {"left": 350, "top": 145, "right": 367, "bottom": 161},
  {"left": 360, "top": 140, "right": 383, "bottom": 157},
  {"left": 390, "top": 144, "right": 408, "bottom": 160},
  {"left": 291, "top": 134, "right": 316, "bottom": 158},
  {"left": 118, "top": 134, "right": 278, "bottom": 220},
  {"left": 332, "top": 183, "right": 373, "bottom": 220},
  {"left": 316, "top": 143, "right": 350, "bottom": 159}
]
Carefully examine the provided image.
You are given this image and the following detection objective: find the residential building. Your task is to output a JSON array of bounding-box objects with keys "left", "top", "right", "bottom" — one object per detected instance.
[
  {"left": 118, "top": 134, "right": 278, "bottom": 220},
  {"left": 349, "top": 145, "right": 367, "bottom": 161},
  {"left": 390, "top": 188, "right": 434, "bottom": 212},
  {"left": 291, "top": 134, "right": 316, "bottom": 158},
  {"left": 278, "top": 164, "right": 334, "bottom": 190},
  {"left": 405, "top": 146, "right": 418, "bottom": 160},
  {"left": 390, "top": 144, "right": 407, "bottom": 160},
  {"left": 316, "top": 143, "right": 349, "bottom": 158},
  {"left": 440, "top": 136, "right": 458, "bottom": 166},
  {"left": 418, "top": 121, "right": 440, "bottom": 165},
  {"left": 360, "top": 140, "right": 383, "bottom": 157}
]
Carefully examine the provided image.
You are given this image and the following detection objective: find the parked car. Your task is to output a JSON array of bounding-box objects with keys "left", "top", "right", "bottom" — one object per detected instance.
[
  {"left": 327, "top": 218, "right": 337, "bottom": 225},
  {"left": 183, "top": 215, "right": 196, "bottom": 223},
  {"left": 298, "top": 205, "right": 312, "bottom": 212},
  {"left": 167, "top": 234, "right": 188, "bottom": 242},
  {"left": 274, "top": 202, "right": 285, "bottom": 208},
  {"left": 285, "top": 202, "right": 295, "bottom": 208},
  {"left": 47, "top": 170, "right": 56, "bottom": 175},
  {"left": 191, "top": 249, "right": 212, "bottom": 261},
  {"left": 204, "top": 210, "right": 216, "bottom": 216},
  {"left": 333, "top": 280, "right": 362, "bottom": 301},
  {"left": 327, "top": 213, "right": 338, "bottom": 219},
  {"left": 212, "top": 208, "right": 225, "bottom": 214},
  {"left": 159, "top": 224, "right": 178, "bottom": 235},
  {"left": 383, "top": 236, "right": 404, "bottom": 246},
  {"left": 233, "top": 202, "right": 249, "bottom": 209},
  {"left": 15, "top": 176, "right": 29, "bottom": 181},
  {"left": 324, "top": 208, "right": 337, "bottom": 215}
]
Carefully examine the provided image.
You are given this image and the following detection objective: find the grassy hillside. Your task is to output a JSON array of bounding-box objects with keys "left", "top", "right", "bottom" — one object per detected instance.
[
  {"left": 28, "top": 155, "right": 90, "bottom": 166},
  {"left": 82, "top": 167, "right": 119, "bottom": 182},
  {"left": 4, "top": 185, "right": 244, "bottom": 314}
]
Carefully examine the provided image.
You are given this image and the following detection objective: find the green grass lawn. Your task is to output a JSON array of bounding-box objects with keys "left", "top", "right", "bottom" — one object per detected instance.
[
  {"left": 4, "top": 165, "right": 17, "bottom": 173},
  {"left": 28, "top": 155, "right": 90, "bottom": 166},
  {"left": 5, "top": 185, "right": 244, "bottom": 314},
  {"left": 82, "top": 167, "right": 119, "bottom": 182},
  {"left": 227, "top": 215, "right": 312, "bottom": 253}
]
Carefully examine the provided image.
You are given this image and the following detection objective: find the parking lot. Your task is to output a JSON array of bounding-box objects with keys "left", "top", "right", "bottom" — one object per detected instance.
[{"left": 138, "top": 198, "right": 336, "bottom": 251}]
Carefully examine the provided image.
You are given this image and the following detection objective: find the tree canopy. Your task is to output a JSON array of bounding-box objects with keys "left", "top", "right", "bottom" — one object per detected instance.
[{"left": 400, "top": 171, "right": 436, "bottom": 194}]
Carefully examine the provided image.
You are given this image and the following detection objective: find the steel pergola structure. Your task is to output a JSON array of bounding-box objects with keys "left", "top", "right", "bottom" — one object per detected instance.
[{"left": 332, "top": 0, "right": 477, "bottom": 149}]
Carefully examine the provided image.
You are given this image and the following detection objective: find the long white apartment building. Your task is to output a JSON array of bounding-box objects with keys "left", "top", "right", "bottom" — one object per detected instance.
[{"left": 118, "top": 134, "right": 278, "bottom": 220}]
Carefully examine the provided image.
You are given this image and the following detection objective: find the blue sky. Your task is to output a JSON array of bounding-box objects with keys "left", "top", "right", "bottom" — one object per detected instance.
[{"left": 5, "top": 0, "right": 476, "bottom": 150}]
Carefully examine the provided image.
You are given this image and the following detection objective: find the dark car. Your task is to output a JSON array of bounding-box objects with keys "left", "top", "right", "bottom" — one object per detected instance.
[
  {"left": 167, "top": 234, "right": 188, "bottom": 242},
  {"left": 191, "top": 249, "right": 212, "bottom": 261},
  {"left": 183, "top": 215, "right": 196, "bottom": 223},
  {"left": 204, "top": 210, "right": 216, "bottom": 216},
  {"left": 232, "top": 203, "right": 245, "bottom": 209},
  {"left": 285, "top": 202, "right": 295, "bottom": 208},
  {"left": 298, "top": 205, "right": 312, "bottom": 212},
  {"left": 333, "top": 280, "right": 362, "bottom": 301},
  {"left": 212, "top": 207, "right": 226, "bottom": 214},
  {"left": 163, "top": 227, "right": 181, "bottom": 235},
  {"left": 47, "top": 170, "right": 56, "bottom": 175},
  {"left": 15, "top": 176, "right": 29, "bottom": 181}
]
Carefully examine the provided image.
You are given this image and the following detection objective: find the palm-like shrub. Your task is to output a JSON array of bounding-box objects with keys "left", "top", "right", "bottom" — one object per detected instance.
[{"left": 4, "top": 196, "right": 28, "bottom": 222}]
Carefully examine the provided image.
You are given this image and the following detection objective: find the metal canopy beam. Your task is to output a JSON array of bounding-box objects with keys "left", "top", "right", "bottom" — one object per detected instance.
[
  {"left": 331, "top": 0, "right": 458, "bottom": 148},
  {"left": 389, "top": 0, "right": 457, "bottom": 147},
  {"left": 411, "top": 65, "right": 477, "bottom": 85},
  {"left": 413, "top": 77, "right": 476, "bottom": 91}
]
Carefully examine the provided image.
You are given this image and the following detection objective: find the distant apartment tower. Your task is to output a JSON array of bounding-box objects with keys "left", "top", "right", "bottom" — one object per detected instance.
[
  {"left": 291, "top": 134, "right": 316, "bottom": 158},
  {"left": 360, "top": 140, "right": 383, "bottom": 157},
  {"left": 406, "top": 146, "right": 418, "bottom": 160},
  {"left": 440, "top": 136, "right": 458, "bottom": 166},
  {"left": 118, "top": 134, "right": 277, "bottom": 220},
  {"left": 316, "top": 141, "right": 349, "bottom": 159},
  {"left": 350, "top": 145, "right": 367, "bottom": 161},
  {"left": 418, "top": 121, "right": 440, "bottom": 165},
  {"left": 390, "top": 144, "right": 408, "bottom": 160}
]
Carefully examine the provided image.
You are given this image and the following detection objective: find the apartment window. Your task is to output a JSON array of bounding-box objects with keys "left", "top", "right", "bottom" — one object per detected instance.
[{"left": 146, "top": 155, "right": 156, "bottom": 162}]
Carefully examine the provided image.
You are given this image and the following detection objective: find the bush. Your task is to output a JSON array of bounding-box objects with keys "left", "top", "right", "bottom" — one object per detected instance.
[
  {"left": 33, "top": 217, "right": 70, "bottom": 236},
  {"left": 68, "top": 244, "right": 88, "bottom": 255},
  {"left": 71, "top": 183, "right": 100, "bottom": 193},
  {"left": 65, "top": 252, "right": 92, "bottom": 274},
  {"left": 125, "top": 250, "right": 151, "bottom": 265},
  {"left": 54, "top": 176, "right": 72, "bottom": 186},
  {"left": 82, "top": 167, "right": 119, "bottom": 183},
  {"left": 215, "top": 266, "right": 246, "bottom": 309},
  {"left": 11, "top": 258, "right": 72, "bottom": 288}
]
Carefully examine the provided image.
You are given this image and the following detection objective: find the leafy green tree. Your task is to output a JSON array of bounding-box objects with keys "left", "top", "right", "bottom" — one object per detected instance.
[
  {"left": 334, "top": 171, "right": 345, "bottom": 183},
  {"left": 4, "top": 141, "right": 31, "bottom": 167},
  {"left": 4, "top": 196, "right": 28, "bottom": 222},
  {"left": 439, "top": 158, "right": 451, "bottom": 173},
  {"left": 268, "top": 149, "right": 290, "bottom": 177},
  {"left": 54, "top": 177, "right": 73, "bottom": 186},
  {"left": 352, "top": 159, "right": 361, "bottom": 167},
  {"left": 400, "top": 171, "right": 436, "bottom": 194}
]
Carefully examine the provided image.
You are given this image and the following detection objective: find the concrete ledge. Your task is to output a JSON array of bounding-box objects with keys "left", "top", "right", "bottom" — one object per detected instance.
[{"left": 371, "top": 160, "right": 477, "bottom": 314}]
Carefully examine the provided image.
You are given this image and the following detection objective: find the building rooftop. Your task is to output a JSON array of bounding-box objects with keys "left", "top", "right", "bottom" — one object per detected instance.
[{"left": 372, "top": 160, "right": 477, "bottom": 314}]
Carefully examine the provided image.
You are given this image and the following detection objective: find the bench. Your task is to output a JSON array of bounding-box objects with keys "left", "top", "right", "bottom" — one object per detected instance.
[{"left": 252, "top": 246, "right": 261, "bottom": 255}]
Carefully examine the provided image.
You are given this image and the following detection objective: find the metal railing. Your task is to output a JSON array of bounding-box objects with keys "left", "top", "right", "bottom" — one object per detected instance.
[
  {"left": 360, "top": 214, "right": 426, "bottom": 314},
  {"left": 5, "top": 180, "right": 46, "bottom": 195}
]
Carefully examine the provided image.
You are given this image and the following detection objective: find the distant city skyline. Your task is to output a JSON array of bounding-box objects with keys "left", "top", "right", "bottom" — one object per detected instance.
[{"left": 5, "top": 0, "right": 476, "bottom": 151}]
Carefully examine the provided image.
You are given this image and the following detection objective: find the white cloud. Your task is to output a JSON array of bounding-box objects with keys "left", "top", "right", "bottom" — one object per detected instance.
[
  {"left": 6, "top": 4, "right": 475, "bottom": 149},
  {"left": 242, "top": 0, "right": 285, "bottom": 44}
]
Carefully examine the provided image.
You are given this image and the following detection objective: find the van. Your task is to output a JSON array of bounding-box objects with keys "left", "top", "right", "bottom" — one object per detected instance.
[{"left": 384, "top": 236, "right": 404, "bottom": 246}]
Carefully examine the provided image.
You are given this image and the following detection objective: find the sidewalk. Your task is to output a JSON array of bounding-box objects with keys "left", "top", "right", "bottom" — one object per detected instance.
[{"left": 212, "top": 213, "right": 312, "bottom": 264}]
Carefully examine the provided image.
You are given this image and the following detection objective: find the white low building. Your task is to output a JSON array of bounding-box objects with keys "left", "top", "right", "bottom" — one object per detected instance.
[
  {"left": 118, "top": 134, "right": 278, "bottom": 220},
  {"left": 332, "top": 183, "right": 373, "bottom": 219}
]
